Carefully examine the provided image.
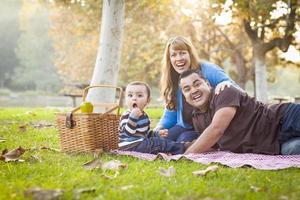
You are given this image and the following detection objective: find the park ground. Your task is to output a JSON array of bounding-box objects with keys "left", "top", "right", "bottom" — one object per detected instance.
[{"left": 0, "top": 108, "right": 299, "bottom": 200}]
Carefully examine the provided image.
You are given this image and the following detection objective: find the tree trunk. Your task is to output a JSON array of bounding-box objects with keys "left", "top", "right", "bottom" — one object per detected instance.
[
  {"left": 253, "top": 50, "right": 268, "bottom": 103},
  {"left": 233, "top": 50, "right": 247, "bottom": 89},
  {"left": 87, "top": 0, "right": 125, "bottom": 112}
]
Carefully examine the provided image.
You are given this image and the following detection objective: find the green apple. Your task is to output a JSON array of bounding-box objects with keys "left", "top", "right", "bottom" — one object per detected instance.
[{"left": 80, "top": 101, "right": 93, "bottom": 113}]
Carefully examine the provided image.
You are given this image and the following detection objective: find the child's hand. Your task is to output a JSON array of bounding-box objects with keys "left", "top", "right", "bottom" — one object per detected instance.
[
  {"left": 158, "top": 129, "right": 168, "bottom": 137},
  {"left": 130, "top": 107, "right": 143, "bottom": 118}
]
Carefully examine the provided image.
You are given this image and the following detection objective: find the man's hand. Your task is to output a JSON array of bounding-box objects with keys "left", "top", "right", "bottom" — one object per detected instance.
[{"left": 158, "top": 129, "right": 168, "bottom": 137}]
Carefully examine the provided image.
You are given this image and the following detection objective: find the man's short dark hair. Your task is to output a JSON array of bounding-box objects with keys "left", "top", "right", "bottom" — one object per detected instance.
[
  {"left": 126, "top": 81, "right": 151, "bottom": 99},
  {"left": 179, "top": 69, "right": 205, "bottom": 83}
]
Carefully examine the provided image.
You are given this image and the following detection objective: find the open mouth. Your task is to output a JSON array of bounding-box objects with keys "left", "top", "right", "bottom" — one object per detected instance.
[
  {"left": 132, "top": 103, "right": 137, "bottom": 108},
  {"left": 191, "top": 93, "right": 202, "bottom": 102},
  {"left": 176, "top": 63, "right": 185, "bottom": 69}
]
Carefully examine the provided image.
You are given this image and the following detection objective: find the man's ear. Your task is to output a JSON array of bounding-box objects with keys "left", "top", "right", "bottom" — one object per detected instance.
[{"left": 205, "top": 80, "right": 211, "bottom": 87}]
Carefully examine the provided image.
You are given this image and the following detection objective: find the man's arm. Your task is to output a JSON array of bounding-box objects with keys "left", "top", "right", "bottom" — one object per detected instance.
[{"left": 185, "top": 107, "right": 237, "bottom": 154}]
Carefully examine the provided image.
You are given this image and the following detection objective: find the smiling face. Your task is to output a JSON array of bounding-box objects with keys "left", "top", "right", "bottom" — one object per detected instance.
[
  {"left": 169, "top": 48, "right": 191, "bottom": 74},
  {"left": 125, "top": 84, "right": 150, "bottom": 111},
  {"left": 180, "top": 73, "right": 211, "bottom": 112}
]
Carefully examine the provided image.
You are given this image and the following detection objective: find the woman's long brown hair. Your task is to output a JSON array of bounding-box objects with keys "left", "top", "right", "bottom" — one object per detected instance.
[{"left": 160, "top": 36, "right": 200, "bottom": 110}]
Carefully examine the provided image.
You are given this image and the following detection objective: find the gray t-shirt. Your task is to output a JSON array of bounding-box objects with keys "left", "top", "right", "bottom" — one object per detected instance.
[{"left": 192, "top": 87, "right": 289, "bottom": 155}]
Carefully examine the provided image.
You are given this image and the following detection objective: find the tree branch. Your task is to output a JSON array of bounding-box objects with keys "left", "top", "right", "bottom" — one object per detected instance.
[
  {"left": 263, "top": 1, "right": 297, "bottom": 53},
  {"left": 243, "top": 19, "right": 258, "bottom": 44}
]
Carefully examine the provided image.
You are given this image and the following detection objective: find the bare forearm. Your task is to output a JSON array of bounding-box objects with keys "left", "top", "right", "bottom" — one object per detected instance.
[
  {"left": 185, "top": 107, "right": 236, "bottom": 154},
  {"left": 185, "top": 126, "right": 223, "bottom": 154}
]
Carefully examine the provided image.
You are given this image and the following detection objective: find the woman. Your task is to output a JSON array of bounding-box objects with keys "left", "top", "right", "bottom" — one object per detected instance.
[{"left": 155, "top": 36, "right": 239, "bottom": 142}]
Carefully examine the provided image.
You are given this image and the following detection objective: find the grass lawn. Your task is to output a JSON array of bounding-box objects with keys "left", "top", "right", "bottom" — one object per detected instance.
[{"left": 0, "top": 107, "right": 299, "bottom": 200}]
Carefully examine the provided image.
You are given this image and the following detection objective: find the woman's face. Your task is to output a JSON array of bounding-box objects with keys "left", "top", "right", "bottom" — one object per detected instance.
[{"left": 169, "top": 47, "right": 191, "bottom": 74}]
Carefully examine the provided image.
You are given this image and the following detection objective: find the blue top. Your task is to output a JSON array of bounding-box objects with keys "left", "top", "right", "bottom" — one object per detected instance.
[{"left": 156, "top": 62, "right": 237, "bottom": 130}]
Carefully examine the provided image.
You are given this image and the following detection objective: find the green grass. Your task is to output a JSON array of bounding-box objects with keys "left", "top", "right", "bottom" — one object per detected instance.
[{"left": 0, "top": 107, "right": 299, "bottom": 200}]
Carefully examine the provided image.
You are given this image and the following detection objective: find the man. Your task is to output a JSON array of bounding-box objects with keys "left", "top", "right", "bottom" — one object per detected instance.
[{"left": 179, "top": 69, "right": 300, "bottom": 155}]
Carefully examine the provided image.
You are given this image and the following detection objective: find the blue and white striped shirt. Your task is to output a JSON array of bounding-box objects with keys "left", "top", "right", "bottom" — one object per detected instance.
[{"left": 118, "top": 110, "right": 150, "bottom": 150}]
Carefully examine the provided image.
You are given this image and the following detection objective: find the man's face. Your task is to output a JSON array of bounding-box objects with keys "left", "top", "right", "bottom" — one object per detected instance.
[
  {"left": 125, "top": 84, "right": 149, "bottom": 111},
  {"left": 169, "top": 48, "right": 191, "bottom": 74},
  {"left": 180, "top": 73, "right": 211, "bottom": 112}
]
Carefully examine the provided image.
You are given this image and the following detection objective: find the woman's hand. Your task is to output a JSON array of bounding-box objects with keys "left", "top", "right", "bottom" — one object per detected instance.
[
  {"left": 215, "top": 81, "right": 232, "bottom": 95},
  {"left": 158, "top": 129, "right": 168, "bottom": 137}
]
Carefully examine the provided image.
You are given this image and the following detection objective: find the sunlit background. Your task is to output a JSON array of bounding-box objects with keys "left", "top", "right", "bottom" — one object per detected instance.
[{"left": 0, "top": 0, "right": 299, "bottom": 107}]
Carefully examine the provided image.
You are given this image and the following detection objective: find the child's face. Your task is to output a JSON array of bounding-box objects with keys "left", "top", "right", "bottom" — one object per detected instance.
[{"left": 125, "top": 84, "right": 149, "bottom": 111}]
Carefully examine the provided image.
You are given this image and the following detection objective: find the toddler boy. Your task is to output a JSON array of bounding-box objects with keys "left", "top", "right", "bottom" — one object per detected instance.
[{"left": 118, "top": 81, "right": 188, "bottom": 155}]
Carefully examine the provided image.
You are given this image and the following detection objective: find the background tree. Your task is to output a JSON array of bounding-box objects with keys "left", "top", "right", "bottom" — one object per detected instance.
[
  {"left": 173, "top": 0, "right": 253, "bottom": 89},
  {"left": 0, "top": 0, "right": 21, "bottom": 88},
  {"left": 216, "top": 0, "right": 300, "bottom": 102},
  {"left": 86, "top": 0, "right": 125, "bottom": 110},
  {"left": 47, "top": 0, "right": 100, "bottom": 87},
  {"left": 13, "top": 0, "right": 61, "bottom": 92},
  {"left": 45, "top": 0, "right": 300, "bottom": 102}
]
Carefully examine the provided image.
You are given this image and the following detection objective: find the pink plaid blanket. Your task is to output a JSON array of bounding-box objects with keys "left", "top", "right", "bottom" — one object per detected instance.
[{"left": 113, "top": 150, "right": 300, "bottom": 170}]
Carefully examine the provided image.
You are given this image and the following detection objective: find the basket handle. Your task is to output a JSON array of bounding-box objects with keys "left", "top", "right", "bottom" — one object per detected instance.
[
  {"left": 83, "top": 85, "right": 122, "bottom": 113},
  {"left": 66, "top": 107, "right": 80, "bottom": 129},
  {"left": 65, "top": 85, "right": 123, "bottom": 129}
]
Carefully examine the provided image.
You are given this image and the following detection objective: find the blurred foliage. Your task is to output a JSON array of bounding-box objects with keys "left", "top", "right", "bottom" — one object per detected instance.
[
  {"left": 46, "top": 0, "right": 255, "bottom": 89},
  {"left": 0, "top": 0, "right": 299, "bottom": 95},
  {"left": 213, "top": 0, "right": 300, "bottom": 89},
  {"left": 13, "top": 0, "right": 62, "bottom": 92},
  {"left": 46, "top": 0, "right": 100, "bottom": 87},
  {"left": 0, "top": 0, "right": 21, "bottom": 88}
]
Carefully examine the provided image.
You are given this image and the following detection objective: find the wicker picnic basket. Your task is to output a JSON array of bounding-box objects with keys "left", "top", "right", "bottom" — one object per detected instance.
[{"left": 56, "top": 85, "right": 123, "bottom": 153}]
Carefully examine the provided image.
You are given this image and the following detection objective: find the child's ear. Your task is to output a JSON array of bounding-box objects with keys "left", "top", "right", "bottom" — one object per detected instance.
[{"left": 146, "top": 97, "right": 151, "bottom": 104}]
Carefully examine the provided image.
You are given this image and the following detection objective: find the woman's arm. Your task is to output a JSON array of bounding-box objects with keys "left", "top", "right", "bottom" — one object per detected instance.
[
  {"left": 201, "top": 62, "right": 239, "bottom": 88},
  {"left": 154, "top": 107, "right": 177, "bottom": 131}
]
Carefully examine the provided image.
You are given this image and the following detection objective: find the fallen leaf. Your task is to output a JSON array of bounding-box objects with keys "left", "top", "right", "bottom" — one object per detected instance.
[
  {"left": 101, "top": 160, "right": 128, "bottom": 171},
  {"left": 93, "top": 148, "right": 104, "bottom": 158},
  {"left": 29, "top": 155, "right": 42, "bottom": 163},
  {"left": 31, "top": 121, "right": 54, "bottom": 129},
  {"left": 24, "top": 187, "right": 64, "bottom": 200},
  {"left": 192, "top": 165, "right": 219, "bottom": 176},
  {"left": 159, "top": 166, "right": 176, "bottom": 177},
  {"left": 279, "top": 195, "right": 289, "bottom": 200},
  {"left": 0, "top": 146, "right": 26, "bottom": 162},
  {"left": 25, "top": 111, "right": 37, "bottom": 116},
  {"left": 73, "top": 188, "right": 96, "bottom": 200},
  {"left": 119, "top": 185, "right": 134, "bottom": 190},
  {"left": 102, "top": 171, "right": 119, "bottom": 179},
  {"left": 203, "top": 198, "right": 218, "bottom": 200},
  {"left": 250, "top": 185, "right": 268, "bottom": 193},
  {"left": 41, "top": 146, "right": 61, "bottom": 152},
  {"left": 19, "top": 124, "right": 28, "bottom": 132},
  {"left": 82, "top": 159, "right": 103, "bottom": 170},
  {"left": 0, "top": 137, "right": 6, "bottom": 143},
  {"left": 1, "top": 149, "right": 8, "bottom": 155},
  {"left": 250, "top": 185, "right": 260, "bottom": 192},
  {"left": 0, "top": 120, "right": 17, "bottom": 125}
]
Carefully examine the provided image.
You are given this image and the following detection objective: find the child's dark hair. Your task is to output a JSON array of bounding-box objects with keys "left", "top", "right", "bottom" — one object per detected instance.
[
  {"left": 127, "top": 81, "right": 151, "bottom": 98},
  {"left": 179, "top": 69, "right": 205, "bottom": 83}
]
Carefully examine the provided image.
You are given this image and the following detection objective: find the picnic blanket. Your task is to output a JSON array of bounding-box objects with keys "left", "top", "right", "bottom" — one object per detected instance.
[{"left": 113, "top": 150, "right": 300, "bottom": 170}]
